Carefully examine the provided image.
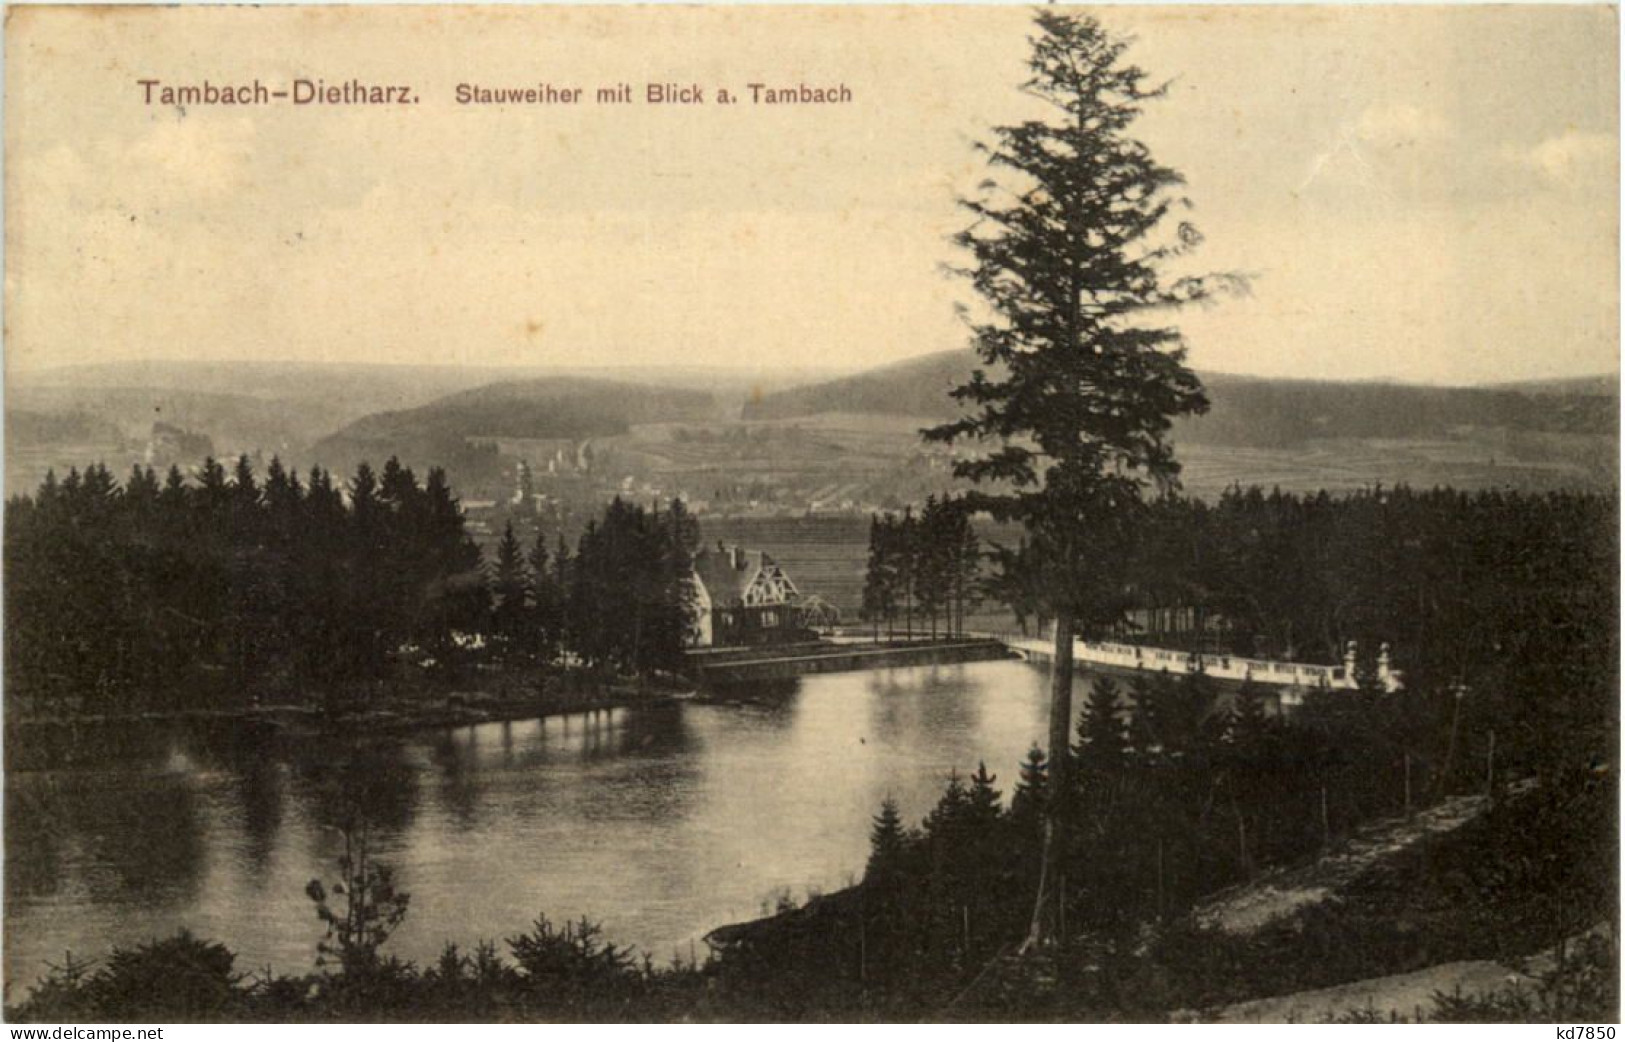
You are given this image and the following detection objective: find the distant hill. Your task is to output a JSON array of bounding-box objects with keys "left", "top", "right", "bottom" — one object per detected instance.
[
  {"left": 18, "top": 358, "right": 843, "bottom": 424},
  {"left": 1478, "top": 374, "right": 1620, "bottom": 398},
  {"left": 7, "top": 385, "right": 323, "bottom": 459},
  {"left": 1182, "top": 371, "right": 1617, "bottom": 446},
  {"left": 741, "top": 352, "right": 977, "bottom": 422},
  {"left": 743, "top": 349, "right": 1620, "bottom": 447},
  {"left": 1, "top": 358, "right": 838, "bottom": 500},
  {"left": 4, "top": 409, "right": 127, "bottom": 450},
  {"left": 12, "top": 361, "right": 552, "bottom": 449},
  {"left": 310, "top": 376, "right": 721, "bottom": 480}
]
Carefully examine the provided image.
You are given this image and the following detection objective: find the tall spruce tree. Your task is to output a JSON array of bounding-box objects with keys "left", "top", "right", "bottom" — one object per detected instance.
[
  {"left": 923, "top": 11, "right": 1234, "bottom": 947},
  {"left": 1077, "top": 676, "right": 1128, "bottom": 764},
  {"left": 916, "top": 496, "right": 951, "bottom": 639},
  {"left": 1229, "top": 676, "right": 1268, "bottom": 750},
  {"left": 861, "top": 514, "right": 895, "bottom": 640},
  {"left": 1010, "top": 742, "right": 1050, "bottom": 832},
  {"left": 491, "top": 521, "right": 531, "bottom": 651},
  {"left": 866, "top": 796, "right": 908, "bottom": 883},
  {"left": 950, "top": 502, "right": 982, "bottom": 637},
  {"left": 528, "top": 530, "right": 560, "bottom": 662}
]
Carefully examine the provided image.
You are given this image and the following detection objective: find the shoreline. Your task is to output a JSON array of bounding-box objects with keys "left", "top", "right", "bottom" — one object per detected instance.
[
  {"left": 5, "top": 637, "right": 1017, "bottom": 741},
  {"left": 4, "top": 667, "right": 695, "bottom": 746}
]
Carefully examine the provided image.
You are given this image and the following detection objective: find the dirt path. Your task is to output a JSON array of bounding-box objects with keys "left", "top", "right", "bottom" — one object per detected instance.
[
  {"left": 1209, "top": 921, "right": 1613, "bottom": 1023},
  {"left": 1191, "top": 788, "right": 1523, "bottom": 937},
  {"left": 1210, "top": 959, "right": 1533, "bottom": 1023},
  {"left": 1186, "top": 780, "right": 1569, "bottom": 1023}
]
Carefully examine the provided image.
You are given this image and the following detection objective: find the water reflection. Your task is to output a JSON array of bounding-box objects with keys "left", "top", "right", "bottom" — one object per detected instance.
[
  {"left": 283, "top": 739, "right": 421, "bottom": 841},
  {"left": 5, "top": 660, "right": 1066, "bottom": 992},
  {"left": 6, "top": 774, "right": 68, "bottom": 901},
  {"left": 231, "top": 758, "right": 286, "bottom": 881},
  {"left": 426, "top": 730, "right": 486, "bottom": 830},
  {"left": 8, "top": 767, "right": 207, "bottom": 910}
]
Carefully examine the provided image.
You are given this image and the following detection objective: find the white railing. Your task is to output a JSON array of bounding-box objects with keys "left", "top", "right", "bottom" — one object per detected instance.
[{"left": 969, "top": 630, "right": 1402, "bottom": 693}]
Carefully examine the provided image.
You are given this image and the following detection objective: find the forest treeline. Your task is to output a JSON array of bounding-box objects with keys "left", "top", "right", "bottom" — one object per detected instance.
[
  {"left": 836, "top": 483, "right": 1618, "bottom": 1014},
  {"left": 3, "top": 457, "right": 696, "bottom": 714},
  {"left": 860, "top": 495, "right": 982, "bottom": 639},
  {"left": 940, "top": 485, "right": 1615, "bottom": 685}
]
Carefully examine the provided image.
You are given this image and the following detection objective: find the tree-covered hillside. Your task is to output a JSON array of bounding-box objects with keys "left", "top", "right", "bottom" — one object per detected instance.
[
  {"left": 743, "top": 349, "right": 1619, "bottom": 447},
  {"left": 310, "top": 377, "right": 720, "bottom": 484}
]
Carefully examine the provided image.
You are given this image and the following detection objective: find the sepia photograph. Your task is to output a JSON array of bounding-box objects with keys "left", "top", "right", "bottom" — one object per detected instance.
[{"left": 1, "top": 2, "right": 1618, "bottom": 1024}]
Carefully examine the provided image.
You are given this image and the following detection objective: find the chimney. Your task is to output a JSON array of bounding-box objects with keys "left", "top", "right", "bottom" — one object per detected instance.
[{"left": 730, "top": 545, "right": 743, "bottom": 569}]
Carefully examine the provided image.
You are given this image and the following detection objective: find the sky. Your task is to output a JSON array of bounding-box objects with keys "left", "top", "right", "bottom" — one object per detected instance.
[{"left": 5, "top": 4, "right": 1618, "bottom": 385}]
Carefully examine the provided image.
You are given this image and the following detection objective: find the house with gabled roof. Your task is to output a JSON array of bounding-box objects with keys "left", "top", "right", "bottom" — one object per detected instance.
[{"left": 688, "top": 543, "right": 804, "bottom": 647}]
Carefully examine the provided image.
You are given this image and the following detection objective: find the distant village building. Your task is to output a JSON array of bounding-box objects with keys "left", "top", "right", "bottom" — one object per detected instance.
[
  {"left": 512, "top": 460, "right": 536, "bottom": 508},
  {"left": 145, "top": 422, "right": 213, "bottom": 465},
  {"left": 688, "top": 544, "right": 803, "bottom": 648}
]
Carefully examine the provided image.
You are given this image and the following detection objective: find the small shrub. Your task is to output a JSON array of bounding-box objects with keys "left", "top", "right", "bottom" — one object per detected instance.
[
  {"left": 10, "top": 952, "right": 98, "bottom": 1021},
  {"left": 11, "top": 933, "right": 241, "bottom": 1022},
  {"left": 508, "top": 914, "right": 638, "bottom": 991},
  {"left": 305, "top": 823, "right": 411, "bottom": 978}
]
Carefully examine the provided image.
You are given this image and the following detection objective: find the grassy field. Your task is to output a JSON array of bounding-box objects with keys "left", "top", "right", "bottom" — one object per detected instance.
[{"left": 616, "top": 412, "right": 1615, "bottom": 503}]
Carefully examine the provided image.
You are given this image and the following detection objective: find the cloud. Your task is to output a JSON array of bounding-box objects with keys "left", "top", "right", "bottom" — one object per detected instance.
[
  {"left": 12, "top": 112, "right": 260, "bottom": 224},
  {"left": 1298, "top": 102, "right": 1616, "bottom": 209},
  {"left": 1505, "top": 130, "right": 1618, "bottom": 189}
]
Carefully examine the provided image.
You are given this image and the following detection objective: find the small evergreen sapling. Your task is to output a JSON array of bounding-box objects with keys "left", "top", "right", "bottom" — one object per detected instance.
[{"left": 305, "top": 822, "right": 411, "bottom": 977}]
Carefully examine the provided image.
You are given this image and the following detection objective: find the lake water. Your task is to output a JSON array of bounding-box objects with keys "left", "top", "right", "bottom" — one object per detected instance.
[{"left": 5, "top": 659, "right": 1069, "bottom": 994}]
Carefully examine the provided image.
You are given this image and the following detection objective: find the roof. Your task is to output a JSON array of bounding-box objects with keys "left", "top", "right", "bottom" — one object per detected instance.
[{"left": 692, "top": 546, "right": 793, "bottom": 607}]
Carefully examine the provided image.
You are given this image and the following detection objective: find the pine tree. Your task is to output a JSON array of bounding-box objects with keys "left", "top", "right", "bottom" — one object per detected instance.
[
  {"left": 491, "top": 521, "right": 531, "bottom": 651},
  {"left": 861, "top": 514, "right": 894, "bottom": 640},
  {"left": 651, "top": 498, "right": 698, "bottom": 670},
  {"left": 923, "top": 770, "right": 971, "bottom": 845},
  {"left": 923, "top": 11, "right": 1234, "bottom": 948},
  {"left": 1077, "top": 676, "right": 1128, "bottom": 764},
  {"left": 906, "top": 507, "right": 924, "bottom": 640},
  {"left": 1074, "top": 677, "right": 1132, "bottom": 906},
  {"left": 966, "top": 761, "right": 1003, "bottom": 829},
  {"left": 350, "top": 462, "right": 380, "bottom": 528},
  {"left": 418, "top": 467, "right": 489, "bottom": 659},
  {"left": 528, "top": 530, "right": 559, "bottom": 662},
  {"left": 1229, "top": 677, "right": 1268, "bottom": 750},
  {"left": 1128, "top": 674, "right": 1164, "bottom": 756},
  {"left": 262, "top": 457, "right": 302, "bottom": 521},
  {"left": 866, "top": 796, "right": 908, "bottom": 883},
  {"left": 1010, "top": 743, "right": 1050, "bottom": 833},
  {"left": 915, "top": 496, "right": 951, "bottom": 639},
  {"left": 230, "top": 455, "right": 260, "bottom": 516},
  {"left": 379, "top": 456, "right": 419, "bottom": 514},
  {"left": 124, "top": 464, "right": 160, "bottom": 515},
  {"left": 553, "top": 534, "right": 572, "bottom": 596},
  {"left": 951, "top": 503, "right": 982, "bottom": 637},
  {"left": 160, "top": 465, "right": 187, "bottom": 513},
  {"left": 1183, "top": 669, "right": 1228, "bottom": 755},
  {"left": 196, "top": 457, "right": 229, "bottom": 518}
]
